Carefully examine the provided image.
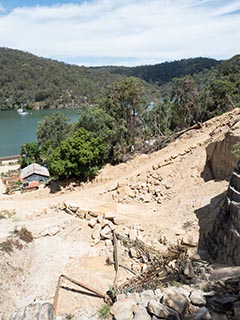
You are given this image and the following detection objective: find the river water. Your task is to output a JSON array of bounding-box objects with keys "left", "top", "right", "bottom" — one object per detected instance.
[{"left": 0, "top": 109, "right": 80, "bottom": 157}]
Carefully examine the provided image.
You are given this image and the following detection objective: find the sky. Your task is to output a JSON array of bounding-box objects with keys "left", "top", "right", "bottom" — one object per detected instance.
[{"left": 0, "top": 0, "right": 239, "bottom": 66}]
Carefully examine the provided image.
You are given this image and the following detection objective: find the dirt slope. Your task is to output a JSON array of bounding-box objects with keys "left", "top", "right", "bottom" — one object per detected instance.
[{"left": 1, "top": 108, "right": 240, "bottom": 317}]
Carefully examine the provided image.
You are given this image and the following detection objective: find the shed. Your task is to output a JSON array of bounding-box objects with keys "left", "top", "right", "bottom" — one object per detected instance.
[{"left": 20, "top": 163, "right": 50, "bottom": 183}]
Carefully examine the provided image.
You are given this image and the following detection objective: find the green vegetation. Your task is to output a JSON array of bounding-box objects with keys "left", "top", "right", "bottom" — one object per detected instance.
[
  {"left": 97, "top": 57, "right": 221, "bottom": 86},
  {"left": 15, "top": 50, "right": 240, "bottom": 182},
  {"left": 98, "top": 303, "right": 111, "bottom": 319},
  {"left": 47, "top": 128, "right": 106, "bottom": 180},
  {"left": 0, "top": 47, "right": 160, "bottom": 110},
  {"left": 20, "top": 142, "right": 40, "bottom": 168}
]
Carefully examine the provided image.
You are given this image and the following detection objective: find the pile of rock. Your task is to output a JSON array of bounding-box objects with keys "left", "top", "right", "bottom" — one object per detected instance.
[
  {"left": 107, "top": 172, "right": 174, "bottom": 204},
  {"left": 112, "top": 286, "right": 210, "bottom": 320},
  {"left": 60, "top": 200, "right": 127, "bottom": 245}
]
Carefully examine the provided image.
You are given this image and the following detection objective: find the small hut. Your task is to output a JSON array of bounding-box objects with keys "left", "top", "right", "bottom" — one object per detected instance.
[{"left": 20, "top": 163, "right": 50, "bottom": 183}]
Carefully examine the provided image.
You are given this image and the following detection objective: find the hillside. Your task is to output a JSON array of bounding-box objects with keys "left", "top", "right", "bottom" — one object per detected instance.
[
  {"left": 96, "top": 57, "right": 221, "bottom": 86},
  {"left": 0, "top": 47, "right": 161, "bottom": 110},
  {"left": 1, "top": 108, "right": 240, "bottom": 318}
]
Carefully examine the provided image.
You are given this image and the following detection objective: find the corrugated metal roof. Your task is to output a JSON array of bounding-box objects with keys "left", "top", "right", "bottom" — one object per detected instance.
[{"left": 20, "top": 163, "right": 50, "bottom": 179}]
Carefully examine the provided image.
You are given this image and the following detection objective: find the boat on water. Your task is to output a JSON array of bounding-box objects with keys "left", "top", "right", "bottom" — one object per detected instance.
[{"left": 17, "top": 108, "right": 29, "bottom": 115}]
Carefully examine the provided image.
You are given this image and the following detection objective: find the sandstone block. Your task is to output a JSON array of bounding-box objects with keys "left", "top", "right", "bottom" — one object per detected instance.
[
  {"left": 113, "top": 217, "right": 128, "bottom": 225},
  {"left": 111, "top": 299, "right": 136, "bottom": 320},
  {"left": 88, "top": 218, "right": 97, "bottom": 228},
  {"left": 190, "top": 290, "right": 206, "bottom": 307},
  {"left": 92, "top": 224, "right": 101, "bottom": 240},
  {"left": 191, "top": 307, "right": 212, "bottom": 320},
  {"left": 162, "top": 287, "right": 189, "bottom": 317},
  {"left": 104, "top": 212, "right": 116, "bottom": 220},
  {"left": 100, "top": 225, "right": 112, "bottom": 239},
  {"left": 133, "top": 305, "right": 151, "bottom": 320},
  {"left": 147, "top": 300, "right": 180, "bottom": 319}
]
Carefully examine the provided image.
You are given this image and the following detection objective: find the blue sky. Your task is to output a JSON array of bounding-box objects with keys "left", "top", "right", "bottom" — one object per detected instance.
[{"left": 0, "top": 0, "right": 239, "bottom": 66}]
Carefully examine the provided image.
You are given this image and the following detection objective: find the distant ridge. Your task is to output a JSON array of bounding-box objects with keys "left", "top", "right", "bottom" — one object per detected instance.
[{"left": 95, "top": 57, "right": 221, "bottom": 86}]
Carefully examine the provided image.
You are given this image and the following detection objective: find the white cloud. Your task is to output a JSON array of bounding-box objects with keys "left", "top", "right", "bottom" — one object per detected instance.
[{"left": 0, "top": 0, "right": 239, "bottom": 66}]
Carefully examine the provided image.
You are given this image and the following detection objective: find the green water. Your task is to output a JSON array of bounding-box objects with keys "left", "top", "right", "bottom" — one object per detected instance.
[{"left": 0, "top": 108, "right": 80, "bottom": 157}]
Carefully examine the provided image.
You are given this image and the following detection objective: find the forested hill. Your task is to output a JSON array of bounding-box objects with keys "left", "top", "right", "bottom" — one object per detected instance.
[
  {"left": 0, "top": 47, "right": 161, "bottom": 111},
  {"left": 0, "top": 47, "right": 128, "bottom": 110},
  {"left": 0, "top": 47, "right": 221, "bottom": 110},
  {"left": 96, "top": 57, "right": 221, "bottom": 86}
]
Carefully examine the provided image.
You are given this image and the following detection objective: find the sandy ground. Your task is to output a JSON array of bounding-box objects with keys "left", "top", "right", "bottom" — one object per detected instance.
[{"left": 1, "top": 109, "right": 240, "bottom": 317}]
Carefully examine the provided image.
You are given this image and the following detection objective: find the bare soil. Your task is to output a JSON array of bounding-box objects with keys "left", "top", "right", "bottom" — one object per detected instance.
[{"left": 1, "top": 108, "right": 240, "bottom": 318}]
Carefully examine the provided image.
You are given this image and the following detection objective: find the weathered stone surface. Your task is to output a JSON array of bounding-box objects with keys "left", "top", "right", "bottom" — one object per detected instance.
[
  {"left": 100, "top": 225, "right": 112, "bottom": 239},
  {"left": 0, "top": 208, "right": 16, "bottom": 218},
  {"left": 64, "top": 200, "right": 81, "bottom": 213},
  {"left": 88, "top": 218, "right": 97, "bottom": 228},
  {"left": 41, "top": 226, "right": 60, "bottom": 237},
  {"left": 24, "top": 303, "right": 41, "bottom": 320},
  {"left": 162, "top": 287, "right": 189, "bottom": 317},
  {"left": 111, "top": 299, "right": 136, "bottom": 320},
  {"left": 133, "top": 305, "right": 151, "bottom": 320},
  {"left": 182, "top": 258, "right": 195, "bottom": 279},
  {"left": 104, "top": 212, "right": 116, "bottom": 220},
  {"left": 91, "top": 223, "right": 101, "bottom": 240},
  {"left": 76, "top": 209, "right": 86, "bottom": 219},
  {"left": 13, "top": 303, "right": 54, "bottom": 320},
  {"left": 147, "top": 300, "right": 180, "bottom": 319},
  {"left": 190, "top": 290, "right": 206, "bottom": 307},
  {"left": 191, "top": 307, "right": 212, "bottom": 320},
  {"left": 205, "top": 162, "right": 240, "bottom": 265},
  {"left": 204, "top": 132, "right": 239, "bottom": 180},
  {"left": 39, "top": 303, "right": 53, "bottom": 320},
  {"left": 113, "top": 217, "right": 128, "bottom": 225}
]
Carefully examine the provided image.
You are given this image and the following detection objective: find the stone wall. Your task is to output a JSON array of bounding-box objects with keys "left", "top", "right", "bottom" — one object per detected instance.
[{"left": 205, "top": 163, "right": 240, "bottom": 265}]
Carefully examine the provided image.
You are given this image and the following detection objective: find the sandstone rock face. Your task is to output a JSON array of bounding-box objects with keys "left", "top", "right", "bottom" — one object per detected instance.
[
  {"left": 204, "top": 131, "right": 240, "bottom": 181},
  {"left": 205, "top": 163, "right": 240, "bottom": 265}
]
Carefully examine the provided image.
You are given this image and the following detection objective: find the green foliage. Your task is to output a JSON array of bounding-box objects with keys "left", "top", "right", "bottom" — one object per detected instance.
[
  {"left": 98, "top": 304, "right": 111, "bottom": 319},
  {"left": 47, "top": 128, "right": 106, "bottom": 180},
  {"left": 0, "top": 47, "right": 160, "bottom": 110},
  {"left": 20, "top": 142, "right": 40, "bottom": 168},
  {"left": 98, "top": 57, "right": 221, "bottom": 86},
  {"left": 37, "top": 112, "right": 72, "bottom": 159}
]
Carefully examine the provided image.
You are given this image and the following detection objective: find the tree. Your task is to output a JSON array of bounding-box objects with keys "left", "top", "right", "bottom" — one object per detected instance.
[
  {"left": 20, "top": 142, "right": 40, "bottom": 168},
  {"left": 99, "top": 77, "right": 145, "bottom": 162},
  {"left": 74, "top": 106, "right": 117, "bottom": 161},
  {"left": 37, "top": 112, "right": 71, "bottom": 155},
  {"left": 47, "top": 128, "right": 106, "bottom": 180}
]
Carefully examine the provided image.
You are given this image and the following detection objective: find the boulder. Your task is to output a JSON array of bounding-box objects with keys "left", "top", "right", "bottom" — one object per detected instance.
[
  {"left": 100, "top": 225, "right": 112, "bottom": 239},
  {"left": 182, "top": 258, "right": 195, "bottom": 279},
  {"left": 64, "top": 200, "right": 81, "bottom": 213},
  {"left": 162, "top": 287, "right": 189, "bottom": 318},
  {"left": 133, "top": 305, "right": 151, "bottom": 320},
  {"left": 91, "top": 224, "right": 101, "bottom": 240},
  {"left": 111, "top": 299, "right": 136, "bottom": 320},
  {"left": 191, "top": 307, "right": 212, "bottom": 320},
  {"left": 190, "top": 290, "right": 206, "bottom": 307},
  {"left": 88, "top": 218, "right": 97, "bottom": 228},
  {"left": 147, "top": 300, "right": 180, "bottom": 319}
]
